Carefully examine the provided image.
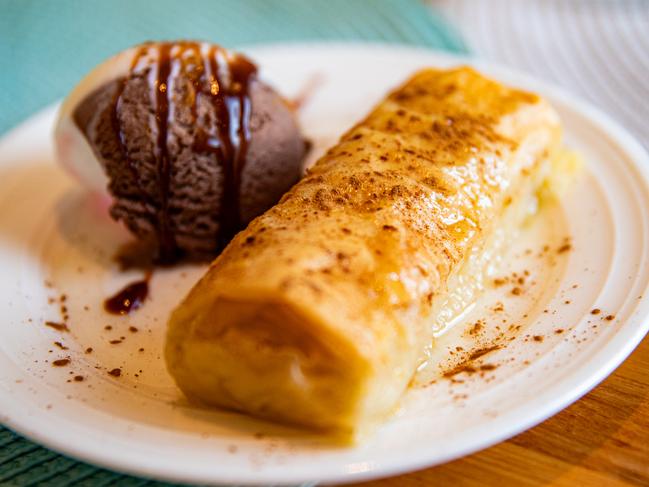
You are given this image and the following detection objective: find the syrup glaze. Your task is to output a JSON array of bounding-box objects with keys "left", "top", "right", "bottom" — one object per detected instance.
[{"left": 108, "top": 41, "right": 258, "bottom": 262}]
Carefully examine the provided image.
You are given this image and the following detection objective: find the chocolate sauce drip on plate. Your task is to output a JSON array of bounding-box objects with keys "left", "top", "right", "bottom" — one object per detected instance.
[
  {"left": 104, "top": 273, "right": 151, "bottom": 315},
  {"left": 101, "top": 42, "right": 258, "bottom": 262}
]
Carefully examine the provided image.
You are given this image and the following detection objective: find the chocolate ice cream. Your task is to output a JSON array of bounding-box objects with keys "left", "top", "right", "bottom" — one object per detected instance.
[{"left": 56, "top": 41, "right": 307, "bottom": 262}]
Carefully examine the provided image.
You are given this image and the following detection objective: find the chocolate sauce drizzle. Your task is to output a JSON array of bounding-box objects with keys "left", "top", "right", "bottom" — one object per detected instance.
[
  {"left": 153, "top": 43, "right": 176, "bottom": 260},
  {"left": 111, "top": 41, "right": 257, "bottom": 262},
  {"left": 104, "top": 273, "right": 151, "bottom": 315}
]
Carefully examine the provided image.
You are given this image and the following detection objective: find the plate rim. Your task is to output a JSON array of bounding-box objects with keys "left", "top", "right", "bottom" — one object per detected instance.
[{"left": 1, "top": 41, "right": 649, "bottom": 485}]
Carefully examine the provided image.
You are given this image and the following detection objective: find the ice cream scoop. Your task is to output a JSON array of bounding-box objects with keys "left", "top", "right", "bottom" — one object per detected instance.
[{"left": 55, "top": 41, "right": 307, "bottom": 262}]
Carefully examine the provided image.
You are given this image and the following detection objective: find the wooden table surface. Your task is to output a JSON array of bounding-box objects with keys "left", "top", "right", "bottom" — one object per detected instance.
[{"left": 346, "top": 336, "right": 649, "bottom": 486}]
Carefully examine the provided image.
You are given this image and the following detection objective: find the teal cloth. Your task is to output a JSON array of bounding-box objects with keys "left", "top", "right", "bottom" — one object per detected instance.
[
  {"left": 0, "top": 0, "right": 465, "bottom": 484},
  {"left": 0, "top": 0, "right": 465, "bottom": 135}
]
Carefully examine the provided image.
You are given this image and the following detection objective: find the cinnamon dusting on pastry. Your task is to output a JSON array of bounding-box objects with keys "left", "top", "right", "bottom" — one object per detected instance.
[{"left": 108, "top": 368, "right": 122, "bottom": 377}]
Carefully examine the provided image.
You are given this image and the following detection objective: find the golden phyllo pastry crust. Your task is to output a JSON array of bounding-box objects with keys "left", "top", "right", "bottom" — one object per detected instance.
[{"left": 165, "top": 67, "right": 561, "bottom": 438}]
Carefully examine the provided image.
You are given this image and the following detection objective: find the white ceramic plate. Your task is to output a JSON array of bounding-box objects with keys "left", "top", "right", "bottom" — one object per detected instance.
[{"left": 1, "top": 43, "right": 648, "bottom": 486}]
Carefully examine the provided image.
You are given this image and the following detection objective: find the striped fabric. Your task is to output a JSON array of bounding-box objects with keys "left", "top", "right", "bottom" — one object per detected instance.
[
  {"left": 434, "top": 0, "right": 649, "bottom": 148},
  {"left": 0, "top": 1, "right": 464, "bottom": 484}
]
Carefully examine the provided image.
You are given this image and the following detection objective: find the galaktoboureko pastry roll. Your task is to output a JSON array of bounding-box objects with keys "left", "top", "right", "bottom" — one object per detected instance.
[{"left": 165, "top": 67, "right": 562, "bottom": 437}]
